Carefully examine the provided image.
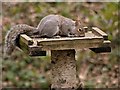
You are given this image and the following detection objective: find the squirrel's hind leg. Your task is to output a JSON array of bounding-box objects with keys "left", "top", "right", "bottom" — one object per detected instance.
[{"left": 40, "top": 20, "right": 60, "bottom": 38}]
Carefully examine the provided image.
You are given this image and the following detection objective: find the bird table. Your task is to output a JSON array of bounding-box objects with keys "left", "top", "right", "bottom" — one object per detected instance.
[{"left": 19, "top": 27, "right": 111, "bottom": 89}]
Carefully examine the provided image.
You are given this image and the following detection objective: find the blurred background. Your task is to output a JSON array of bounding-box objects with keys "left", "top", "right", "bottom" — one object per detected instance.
[{"left": 2, "top": 2, "right": 119, "bottom": 89}]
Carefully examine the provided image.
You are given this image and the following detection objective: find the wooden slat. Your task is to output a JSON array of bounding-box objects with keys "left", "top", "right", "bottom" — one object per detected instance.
[
  {"left": 19, "top": 34, "right": 33, "bottom": 54},
  {"left": 28, "top": 46, "right": 46, "bottom": 56},
  {"left": 37, "top": 36, "right": 104, "bottom": 51},
  {"left": 103, "top": 40, "right": 111, "bottom": 46},
  {"left": 92, "top": 27, "right": 108, "bottom": 40},
  {"left": 90, "top": 46, "right": 111, "bottom": 53},
  {"left": 20, "top": 34, "right": 46, "bottom": 56},
  {"left": 20, "top": 34, "right": 33, "bottom": 45},
  {"left": 89, "top": 40, "right": 111, "bottom": 53}
]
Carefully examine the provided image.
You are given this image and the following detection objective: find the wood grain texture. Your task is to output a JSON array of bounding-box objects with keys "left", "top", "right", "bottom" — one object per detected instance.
[
  {"left": 37, "top": 36, "right": 103, "bottom": 51},
  {"left": 92, "top": 27, "right": 108, "bottom": 40}
]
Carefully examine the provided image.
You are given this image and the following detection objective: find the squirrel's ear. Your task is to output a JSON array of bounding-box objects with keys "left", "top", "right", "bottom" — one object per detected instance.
[
  {"left": 75, "top": 20, "right": 80, "bottom": 26},
  {"left": 75, "top": 15, "right": 81, "bottom": 26}
]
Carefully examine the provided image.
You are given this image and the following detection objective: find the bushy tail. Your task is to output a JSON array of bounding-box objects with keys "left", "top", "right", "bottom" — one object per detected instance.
[{"left": 4, "top": 24, "right": 37, "bottom": 56}]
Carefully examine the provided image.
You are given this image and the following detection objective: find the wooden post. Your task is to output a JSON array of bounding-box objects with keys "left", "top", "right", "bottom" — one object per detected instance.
[{"left": 51, "top": 50, "right": 80, "bottom": 89}]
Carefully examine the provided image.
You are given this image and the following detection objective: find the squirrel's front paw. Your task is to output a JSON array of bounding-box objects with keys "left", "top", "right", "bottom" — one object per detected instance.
[
  {"left": 53, "top": 35, "right": 61, "bottom": 38},
  {"left": 68, "top": 34, "right": 76, "bottom": 37}
]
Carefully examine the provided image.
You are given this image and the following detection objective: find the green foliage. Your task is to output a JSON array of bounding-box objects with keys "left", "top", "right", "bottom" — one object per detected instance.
[
  {"left": 2, "top": 51, "right": 50, "bottom": 88},
  {"left": 84, "top": 80, "right": 95, "bottom": 88}
]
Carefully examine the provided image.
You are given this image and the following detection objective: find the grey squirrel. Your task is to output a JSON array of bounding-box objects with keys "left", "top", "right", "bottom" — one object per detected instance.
[
  {"left": 36, "top": 14, "right": 85, "bottom": 37},
  {"left": 4, "top": 14, "right": 85, "bottom": 56}
]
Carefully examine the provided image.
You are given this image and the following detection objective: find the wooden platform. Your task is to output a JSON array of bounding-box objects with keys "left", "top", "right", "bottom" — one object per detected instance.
[{"left": 19, "top": 27, "right": 111, "bottom": 56}]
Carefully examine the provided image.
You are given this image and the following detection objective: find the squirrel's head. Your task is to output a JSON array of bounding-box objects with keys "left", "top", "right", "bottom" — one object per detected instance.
[{"left": 71, "top": 16, "right": 85, "bottom": 37}]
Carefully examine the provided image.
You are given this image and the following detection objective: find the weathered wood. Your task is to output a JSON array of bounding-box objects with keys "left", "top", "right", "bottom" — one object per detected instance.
[
  {"left": 37, "top": 36, "right": 104, "bottom": 51},
  {"left": 90, "top": 46, "right": 111, "bottom": 53},
  {"left": 19, "top": 34, "right": 106, "bottom": 56},
  {"left": 92, "top": 27, "right": 108, "bottom": 40},
  {"left": 89, "top": 40, "right": 111, "bottom": 53},
  {"left": 19, "top": 34, "right": 46, "bottom": 56},
  {"left": 102, "top": 40, "right": 111, "bottom": 46},
  {"left": 29, "top": 46, "right": 46, "bottom": 56},
  {"left": 19, "top": 27, "right": 111, "bottom": 55},
  {"left": 51, "top": 50, "right": 80, "bottom": 89},
  {"left": 20, "top": 34, "right": 33, "bottom": 45},
  {"left": 19, "top": 34, "right": 33, "bottom": 54}
]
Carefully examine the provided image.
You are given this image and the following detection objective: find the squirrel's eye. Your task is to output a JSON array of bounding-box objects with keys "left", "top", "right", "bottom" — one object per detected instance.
[{"left": 77, "top": 28, "right": 82, "bottom": 32}]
